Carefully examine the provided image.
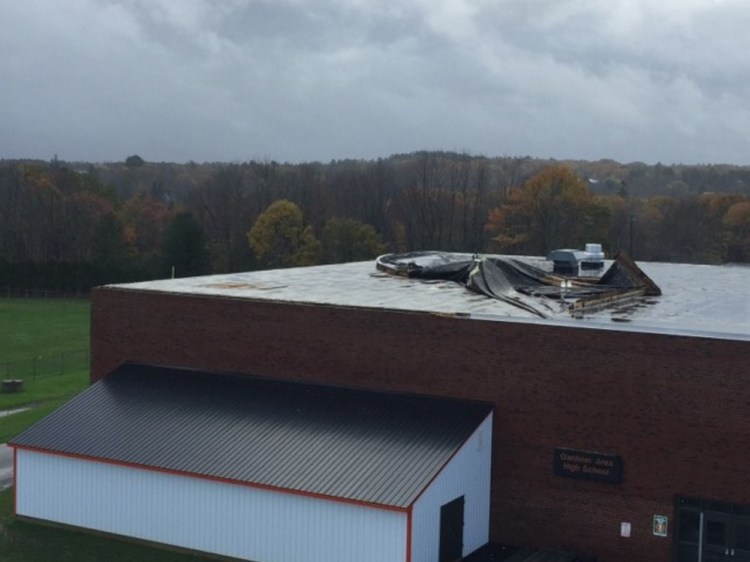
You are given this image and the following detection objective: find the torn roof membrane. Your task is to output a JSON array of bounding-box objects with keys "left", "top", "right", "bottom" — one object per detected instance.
[{"left": 375, "top": 252, "right": 661, "bottom": 319}]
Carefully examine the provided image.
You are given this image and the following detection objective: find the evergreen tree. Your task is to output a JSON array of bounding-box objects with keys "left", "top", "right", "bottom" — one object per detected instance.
[{"left": 161, "top": 212, "right": 211, "bottom": 278}]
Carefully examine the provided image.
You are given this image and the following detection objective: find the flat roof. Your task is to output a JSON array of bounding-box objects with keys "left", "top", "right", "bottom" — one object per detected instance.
[
  {"left": 107, "top": 256, "right": 750, "bottom": 341},
  {"left": 11, "top": 364, "right": 492, "bottom": 509}
]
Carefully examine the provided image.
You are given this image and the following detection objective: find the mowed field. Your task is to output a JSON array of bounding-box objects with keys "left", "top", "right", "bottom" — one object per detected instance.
[
  {"left": 1, "top": 298, "right": 90, "bottom": 362},
  {"left": 0, "top": 298, "right": 91, "bottom": 442},
  {"left": 0, "top": 298, "right": 204, "bottom": 562}
]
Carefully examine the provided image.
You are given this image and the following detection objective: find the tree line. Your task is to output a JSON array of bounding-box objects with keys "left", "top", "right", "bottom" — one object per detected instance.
[{"left": 1, "top": 152, "right": 749, "bottom": 291}]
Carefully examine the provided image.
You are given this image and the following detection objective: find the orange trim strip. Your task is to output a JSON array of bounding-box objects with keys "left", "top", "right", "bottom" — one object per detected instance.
[
  {"left": 12, "top": 447, "right": 17, "bottom": 514},
  {"left": 11, "top": 444, "right": 409, "bottom": 514},
  {"left": 406, "top": 507, "right": 413, "bottom": 562}
]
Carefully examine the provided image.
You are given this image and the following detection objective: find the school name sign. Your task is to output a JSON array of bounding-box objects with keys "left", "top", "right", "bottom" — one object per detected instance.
[{"left": 553, "top": 448, "right": 623, "bottom": 484}]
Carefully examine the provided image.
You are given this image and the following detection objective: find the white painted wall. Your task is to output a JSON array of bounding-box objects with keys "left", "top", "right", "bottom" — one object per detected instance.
[
  {"left": 410, "top": 413, "right": 492, "bottom": 562},
  {"left": 15, "top": 449, "right": 408, "bottom": 562}
]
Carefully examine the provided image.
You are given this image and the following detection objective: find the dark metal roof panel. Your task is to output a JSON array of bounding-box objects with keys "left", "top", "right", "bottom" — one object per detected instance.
[{"left": 11, "top": 364, "right": 492, "bottom": 508}]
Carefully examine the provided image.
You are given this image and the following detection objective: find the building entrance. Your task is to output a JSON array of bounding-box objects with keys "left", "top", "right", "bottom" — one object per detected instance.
[
  {"left": 439, "top": 496, "right": 464, "bottom": 562},
  {"left": 677, "top": 497, "right": 750, "bottom": 561}
]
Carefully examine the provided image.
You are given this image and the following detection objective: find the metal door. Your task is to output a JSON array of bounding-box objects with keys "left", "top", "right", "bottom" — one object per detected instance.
[{"left": 439, "top": 496, "right": 464, "bottom": 562}]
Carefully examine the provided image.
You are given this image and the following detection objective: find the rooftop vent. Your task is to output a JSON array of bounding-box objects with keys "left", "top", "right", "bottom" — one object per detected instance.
[
  {"left": 581, "top": 243, "right": 605, "bottom": 270},
  {"left": 546, "top": 244, "right": 605, "bottom": 274}
]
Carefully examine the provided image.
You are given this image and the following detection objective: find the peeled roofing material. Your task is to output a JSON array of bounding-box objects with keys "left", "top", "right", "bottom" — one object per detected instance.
[
  {"left": 376, "top": 251, "right": 661, "bottom": 319},
  {"left": 11, "top": 363, "right": 492, "bottom": 509}
]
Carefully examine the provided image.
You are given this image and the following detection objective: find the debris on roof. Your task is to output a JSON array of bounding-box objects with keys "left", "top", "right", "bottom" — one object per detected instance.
[{"left": 376, "top": 251, "right": 661, "bottom": 319}]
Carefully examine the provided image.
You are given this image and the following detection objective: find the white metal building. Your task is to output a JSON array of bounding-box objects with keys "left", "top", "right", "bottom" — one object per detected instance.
[{"left": 11, "top": 363, "right": 493, "bottom": 562}]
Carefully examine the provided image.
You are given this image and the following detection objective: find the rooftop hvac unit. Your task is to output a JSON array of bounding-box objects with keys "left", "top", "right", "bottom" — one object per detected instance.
[
  {"left": 581, "top": 243, "right": 605, "bottom": 270},
  {"left": 546, "top": 244, "right": 605, "bottom": 274}
]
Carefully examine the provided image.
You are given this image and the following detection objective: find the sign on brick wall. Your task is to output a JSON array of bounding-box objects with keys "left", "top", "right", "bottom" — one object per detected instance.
[{"left": 553, "top": 448, "right": 623, "bottom": 484}]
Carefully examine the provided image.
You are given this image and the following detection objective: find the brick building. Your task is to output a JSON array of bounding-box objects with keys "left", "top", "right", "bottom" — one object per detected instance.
[{"left": 33, "top": 256, "right": 750, "bottom": 560}]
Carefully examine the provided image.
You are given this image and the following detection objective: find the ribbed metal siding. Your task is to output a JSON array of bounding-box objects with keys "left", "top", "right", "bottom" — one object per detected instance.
[
  {"left": 16, "top": 449, "right": 407, "bottom": 562},
  {"left": 410, "top": 413, "right": 492, "bottom": 562}
]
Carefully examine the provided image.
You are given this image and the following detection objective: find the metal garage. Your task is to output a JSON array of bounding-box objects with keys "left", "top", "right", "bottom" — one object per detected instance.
[{"left": 10, "top": 363, "right": 493, "bottom": 562}]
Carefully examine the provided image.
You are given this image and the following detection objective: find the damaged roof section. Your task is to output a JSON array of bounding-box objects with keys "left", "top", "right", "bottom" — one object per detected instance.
[{"left": 376, "top": 252, "right": 661, "bottom": 319}]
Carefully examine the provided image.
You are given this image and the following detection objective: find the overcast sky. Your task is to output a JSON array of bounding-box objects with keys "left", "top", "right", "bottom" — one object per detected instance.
[{"left": 2, "top": 0, "right": 750, "bottom": 165}]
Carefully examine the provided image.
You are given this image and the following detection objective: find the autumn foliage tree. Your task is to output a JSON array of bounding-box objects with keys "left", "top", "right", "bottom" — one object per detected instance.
[
  {"left": 93, "top": 213, "right": 131, "bottom": 269},
  {"left": 247, "top": 200, "right": 320, "bottom": 268},
  {"left": 120, "top": 191, "right": 174, "bottom": 267},
  {"left": 724, "top": 201, "right": 750, "bottom": 262},
  {"left": 486, "top": 165, "right": 610, "bottom": 255}
]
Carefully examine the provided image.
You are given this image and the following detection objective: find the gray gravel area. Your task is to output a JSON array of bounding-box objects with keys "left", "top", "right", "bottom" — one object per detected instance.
[{"left": 0, "top": 444, "right": 13, "bottom": 491}]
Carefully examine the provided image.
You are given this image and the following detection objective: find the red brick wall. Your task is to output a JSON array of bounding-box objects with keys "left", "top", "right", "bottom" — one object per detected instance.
[{"left": 91, "top": 287, "right": 750, "bottom": 562}]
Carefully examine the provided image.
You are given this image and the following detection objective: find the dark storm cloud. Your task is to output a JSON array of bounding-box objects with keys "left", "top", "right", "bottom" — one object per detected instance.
[{"left": 2, "top": 0, "right": 750, "bottom": 164}]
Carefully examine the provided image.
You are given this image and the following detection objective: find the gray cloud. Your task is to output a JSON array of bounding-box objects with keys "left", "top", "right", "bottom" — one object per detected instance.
[{"left": 2, "top": 0, "right": 749, "bottom": 164}]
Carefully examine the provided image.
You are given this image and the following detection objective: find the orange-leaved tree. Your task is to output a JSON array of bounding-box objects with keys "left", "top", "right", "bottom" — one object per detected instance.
[
  {"left": 724, "top": 200, "right": 750, "bottom": 262},
  {"left": 485, "top": 165, "right": 610, "bottom": 255}
]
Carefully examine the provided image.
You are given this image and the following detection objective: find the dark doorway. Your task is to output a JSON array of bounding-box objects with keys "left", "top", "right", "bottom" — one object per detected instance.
[
  {"left": 440, "top": 496, "right": 465, "bottom": 562},
  {"left": 677, "top": 497, "right": 750, "bottom": 561}
]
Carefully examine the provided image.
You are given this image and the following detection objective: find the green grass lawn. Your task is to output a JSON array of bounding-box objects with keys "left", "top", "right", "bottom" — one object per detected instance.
[
  {"left": 0, "top": 370, "right": 89, "bottom": 411},
  {"left": 0, "top": 297, "right": 92, "bottom": 440},
  {"left": 0, "top": 298, "right": 90, "bottom": 363}
]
